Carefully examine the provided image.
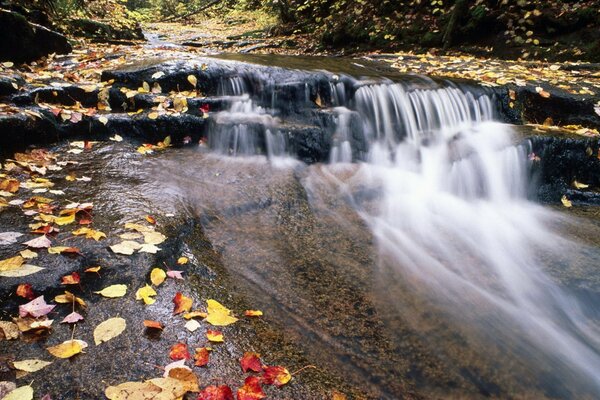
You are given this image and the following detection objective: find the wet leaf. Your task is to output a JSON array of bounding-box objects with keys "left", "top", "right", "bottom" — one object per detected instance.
[
  {"left": 20, "top": 250, "right": 38, "bottom": 259},
  {"left": 262, "top": 366, "right": 292, "bottom": 387},
  {"left": 47, "top": 339, "right": 87, "bottom": 358},
  {"left": 105, "top": 381, "right": 162, "bottom": 399},
  {"left": 184, "top": 319, "right": 201, "bottom": 332},
  {"left": 187, "top": 75, "right": 198, "bottom": 87},
  {"left": 167, "top": 270, "right": 184, "bottom": 280},
  {"left": 205, "top": 299, "right": 238, "bottom": 326},
  {"left": 143, "top": 320, "right": 163, "bottom": 330},
  {"left": 0, "top": 231, "right": 23, "bottom": 245},
  {"left": 136, "top": 284, "right": 157, "bottom": 305},
  {"left": 139, "top": 243, "right": 160, "bottom": 253},
  {"left": 197, "top": 385, "right": 233, "bottom": 400},
  {"left": 95, "top": 284, "right": 127, "bottom": 298},
  {"left": 145, "top": 215, "right": 156, "bottom": 224},
  {"left": 61, "top": 312, "right": 84, "bottom": 324},
  {"left": 176, "top": 257, "right": 188, "bottom": 265},
  {"left": 206, "top": 330, "right": 223, "bottom": 343},
  {"left": 48, "top": 246, "right": 81, "bottom": 255},
  {"left": 16, "top": 284, "right": 35, "bottom": 300},
  {"left": 573, "top": 180, "right": 589, "bottom": 189},
  {"left": 19, "top": 296, "right": 55, "bottom": 318},
  {"left": 173, "top": 292, "right": 192, "bottom": 314},
  {"left": 240, "top": 352, "right": 262, "bottom": 373},
  {"left": 110, "top": 240, "right": 142, "bottom": 255},
  {"left": 150, "top": 268, "right": 166, "bottom": 286},
  {"left": 0, "top": 255, "right": 24, "bottom": 271},
  {"left": 72, "top": 227, "right": 106, "bottom": 241},
  {"left": 183, "top": 311, "right": 207, "bottom": 320},
  {"left": 3, "top": 385, "right": 34, "bottom": 400},
  {"left": 144, "top": 231, "right": 166, "bottom": 245},
  {"left": 0, "top": 265, "right": 44, "bottom": 277},
  {"left": 85, "top": 266, "right": 101, "bottom": 273},
  {"left": 55, "top": 291, "right": 86, "bottom": 307},
  {"left": 0, "top": 321, "right": 20, "bottom": 340},
  {"left": 194, "top": 347, "right": 210, "bottom": 367},
  {"left": 109, "top": 134, "right": 123, "bottom": 142},
  {"left": 13, "top": 359, "right": 52, "bottom": 373},
  {"left": 244, "top": 310, "right": 263, "bottom": 317},
  {"left": 169, "top": 343, "right": 191, "bottom": 360},
  {"left": 165, "top": 367, "right": 199, "bottom": 392},
  {"left": 23, "top": 235, "right": 52, "bottom": 249},
  {"left": 237, "top": 376, "right": 265, "bottom": 400},
  {"left": 94, "top": 317, "right": 126, "bottom": 345},
  {"left": 561, "top": 195, "right": 572, "bottom": 208}
]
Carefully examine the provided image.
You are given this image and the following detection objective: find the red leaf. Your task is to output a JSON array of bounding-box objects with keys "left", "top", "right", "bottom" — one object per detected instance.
[
  {"left": 197, "top": 385, "right": 233, "bottom": 400},
  {"left": 173, "top": 292, "right": 193, "bottom": 314},
  {"left": 194, "top": 347, "right": 210, "bottom": 367},
  {"left": 240, "top": 352, "right": 262, "bottom": 373},
  {"left": 61, "top": 272, "right": 81, "bottom": 285},
  {"left": 237, "top": 376, "right": 265, "bottom": 400},
  {"left": 262, "top": 366, "right": 292, "bottom": 387},
  {"left": 16, "top": 283, "right": 35, "bottom": 300},
  {"left": 169, "top": 342, "right": 191, "bottom": 360},
  {"left": 199, "top": 104, "right": 210, "bottom": 114}
]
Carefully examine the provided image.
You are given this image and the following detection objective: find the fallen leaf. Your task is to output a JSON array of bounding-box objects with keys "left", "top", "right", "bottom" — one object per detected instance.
[
  {"left": 0, "top": 265, "right": 44, "bottom": 277},
  {"left": 85, "top": 266, "right": 101, "bottom": 273},
  {"left": 0, "top": 255, "right": 24, "bottom": 271},
  {"left": 169, "top": 342, "right": 191, "bottom": 360},
  {"left": 194, "top": 347, "right": 210, "bottom": 367},
  {"left": 138, "top": 243, "right": 161, "bottom": 254},
  {"left": 206, "top": 330, "right": 223, "bottom": 343},
  {"left": 47, "top": 339, "right": 87, "bottom": 358},
  {"left": 332, "top": 391, "right": 348, "bottom": 400},
  {"left": 19, "top": 249, "right": 37, "bottom": 259},
  {"left": 109, "top": 134, "right": 123, "bottom": 142},
  {"left": 205, "top": 299, "right": 238, "bottom": 326},
  {"left": 166, "top": 366, "right": 199, "bottom": 392},
  {"left": 48, "top": 246, "right": 81, "bottom": 255},
  {"left": 23, "top": 235, "right": 52, "bottom": 249},
  {"left": 72, "top": 227, "right": 106, "bottom": 241},
  {"left": 262, "top": 366, "right": 292, "bottom": 387},
  {"left": 573, "top": 180, "right": 589, "bottom": 189},
  {"left": 61, "top": 272, "right": 81, "bottom": 285},
  {"left": 136, "top": 284, "right": 157, "bottom": 305},
  {"left": 13, "top": 359, "right": 52, "bottom": 373},
  {"left": 143, "top": 320, "right": 163, "bottom": 330},
  {"left": 105, "top": 381, "right": 162, "bottom": 399},
  {"left": 145, "top": 215, "right": 156, "bottom": 224},
  {"left": 187, "top": 75, "right": 198, "bottom": 87},
  {"left": 561, "top": 195, "right": 572, "bottom": 208},
  {"left": 184, "top": 319, "right": 201, "bottom": 332},
  {"left": 176, "top": 257, "right": 188, "bottom": 265},
  {"left": 0, "top": 231, "right": 23, "bottom": 245},
  {"left": 0, "top": 321, "right": 19, "bottom": 340},
  {"left": 198, "top": 385, "right": 233, "bottom": 400},
  {"left": 244, "top": 310, "right": 263, "bottom": 317},
  {"left": 55, "top": 291, "right": 86, "bottom": 307},
  {"left": 16, "top": 284, "right": 35, "bottom": 300},
  {"left": 143, "top": 231, "right": 166, "bottom": 245},
  {"left": 167, "top": 270, "right": 184, "bottom": 280},
  {"left": 241, "top": 352, "right": 262, "bottom": 373},
  {"left": 19, "top": 296, "right": 55, "bottom": 318},
  {"left": 3, "top": 386, "right": 34, "bottom": 400},
  {"left": 94, "top": 317, "right": 126, "bottom": 345},
  {"left": 95, "top": 284, "right": 127, "bottom": 298},
  {"left": 173, "top": 292, "right": 192, "bottom": 314},
  {"left": 237, "top": 376, "right": 265, "bottom": 400},
  {"left": 110, "top": 240, "right": 142, "bottom": 255},
  {"left": 61, "top": 312, "right": 84, "bottom": 324},
  {"left": 150, "top": 268, "right": 166, "bottom": 286}
]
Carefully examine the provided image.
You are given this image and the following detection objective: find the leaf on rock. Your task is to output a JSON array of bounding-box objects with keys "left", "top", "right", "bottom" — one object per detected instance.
[
  {"left": 176, "top": 257, "right": 188, "bottom": 265},
  {"left": 262, "top": 366, "right": 292, "bottom": 387},
  {"left": 244, "top": 310, "right": 263, "bottom": 317},
  {"left": 55, "top": 291, "right": 86, "bottom": 307},
  {"left": 72, "top": 227, "right": 106, "bottom": 241},
  {"left": 241, "top": 352, "right": 262, "bottom": 373},
  {"left": 47, "top": 339, "right": 87, "bottom": 358},
  {"left": 167, "top": 270, "right": 184, "bottom": 280},
  {"left": 205, "top": 299, "right": 238, "bottom": 327},
  {"left": 85, "top": 266, "right": 101, "bottom": 273},
  {"left": 23, "top": 235, "right": 51, "bottom": 249},
  {"left": 61, "top": 312, "right": 84, "bottom": 324},
  {"left": 13, "top": 359, "right": 52, "bottom": 373},
  {"left": 165, "top": 366, "right": 199, "bottom": 392},
  {"left": 61, "top": 272, "right": 81, "bottom": 285},
  {"left": 139, "top": 243, "right": 161, "bottom": 254},
  {"left": 19, "top": 296, "right": 55, "bottom": 318},
  {"left": 109, "top": 134, "right": 123, "bottom": 142},
  {"left": 145, "top": 215, "right": 156, "bottom": 224},
  {"left": 94, "top": 317, "right": 126, "bottom": 345},
  {"left": 573, "top": 180, "right": 589, "bottom": 189},
  {"left": 48, "top": 246, "right": 81, "bottom": 255},
  {"left": 0, "top": 321, "right": 20, "bottom": 340},
  {"left": 143, "top": 231, "right": 166, "bottom": 245},
  {"left": 3, "top": 385, "right": 34, "bottom": 400},
  {"left": 194, "top": 347, "right": 210, "bottom": 367},
  {"left": 150, "top": 268, "right": 166, "bottom": 286},
  {"left": 105, "top": 381, "right": 162, "bottom": 400},
  {"left": 0, "top": 231, "right": 23, "bottom": 245},
  {"left": 206, "top": 330, "right": 223, "bottom": 343},
  {"left": 16, "top": 284, "right": 35, "bottom": 300},
  {"left": 197, "top": 385, "right": 233, "bottom": 400},
  {"left": 187, "top": 75, "right": 198, "bottom": 88},
  {"left": 143, "top": 320, "right": 163, "bottom": 330},
  {"left": 136, "top": 284, "right": 157, "bottom": 305},
  {"left": 173, "top": 292, "right": 192, "bottom": 314},
  {"left": 0, "top": 265, "right": 43, "bottom": 277},
  {"left": 237, "top": 376, "right": 265, "bottom": 400},
  {"left": 0, "top": 256, "right": 25, "bottom": 271},
  {"left": 184, "top": 319, "right": 201, "bottom": 332},
  {"left": 561, "top": 195, "right": 572, "bottom": 208},
  {"left": 110, "top": 240, "right": 142, "bottom": 255},
  {"left": 169, "top": 343, "right": 191, "bottom": 360},
  {"left": 95, "top": 284, "right": 127, "bottom": 298},
  {"left": 19, "top": 249, "right": 38, "bottom": 259}
]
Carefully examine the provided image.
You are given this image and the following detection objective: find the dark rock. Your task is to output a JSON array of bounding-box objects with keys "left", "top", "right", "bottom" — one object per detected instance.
[
  {"left": 67, "top": 18, "right": 144, "bottom": 41},
  {"left": 0, "top": 75, "right": 23, "bottom": 96},
  {"left": 0, "top": 9, "right": 71, "bottom": 63}
]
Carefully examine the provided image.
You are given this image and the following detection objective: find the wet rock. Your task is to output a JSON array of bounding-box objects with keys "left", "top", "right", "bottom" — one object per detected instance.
[
  {"left": 0, "top": 75, "right": 23, "bottom": 96},
  {"left": 0, "top": 10, "right": 72, "bottom": 63},
  {"left": 68, "top": 18, "right": 144, "bottom": 41}
]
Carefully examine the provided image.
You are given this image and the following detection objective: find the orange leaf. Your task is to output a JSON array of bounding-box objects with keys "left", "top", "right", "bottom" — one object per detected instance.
[
  {"left": 61, "top": 272, "right": 81, "bottom": 285},
  {"left": 173, "top": 292, "right": 193, "bottom": 314},
  {"left": 145, "top": 215, "right": 156, "bottom": 224},
  {"left": 237, "top": 376, "right": 265, "bottom": 400},
  {"left": 169, "top": 342, "right": 191, "bottom": 360},
  {"left": 194, "top": 347, "right": 210, "bottom": 367},
  {"left": 84, "top": 266, "right": 101, "bottom": 273},
  {"left": 240, "top": 352, "right": 262, "bottom": 373},
  {"left": 206, "top": 330, "right": 223, "bottom": 343},
  {"left": 198, "top": 385, "right": 233, "bottom": 400},
  {"left": 143, "top": 320, "right": 163, "bottom": 330},
  {"left": 16, "top": 283, "right": 35, "bottom": 300},
  {"left": 262, "top": 366, "right": 292, "bottom": 387},
  {"left": 244, "top": 310, "right": 263, "bottom": 317}
]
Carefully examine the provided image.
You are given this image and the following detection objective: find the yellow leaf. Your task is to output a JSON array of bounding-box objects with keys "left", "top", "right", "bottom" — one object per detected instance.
[
  {"left": 561, "top": 195, "right": 572, "bottom": 208},
  {"left": 54, "top": 291, "right": 86, "bottom": 307},
  {"left": 148, "top": 111, "right": 159, "bottom": 120},
  {"left": 144, "top": 231, "right": 166, "bottom": 245},
  {"left": 13, "top": 359, "right": 53, "bottom": 372},
  {"left": 73, "top": 227, "right": 106, "bottom": 241},
  {"left": 136, "top": 284, "right": 157, "bottom": 305},
  {"left": 20, "top": 249, "right": 38, "bottom": 259},
  {"left": 150, "top": 268, "right": 166, "bottom": 286},
  {"left": 0, "top": 264, "right": 44, "bottom": 277},
  {"left": 177, "top": 257, "right": 188, "bottom": 265},
  {"left": 47, "top": 339, "right": 87, "bottom": 358},
  {"left": 105, "top": 381, "right": 162, "bottom": 399},
  {"left": 206, "top": 330, "right": 224, "bottom": 342},
  {"left": 205, "top": 299, "right": 238, "bottom": 326},
  {"left": 573, "top": 180, "right": 589, "bottom": 189},
  {"left": 3, "top": 385, "right": 33, "bottom": 400},
  {"left": 54, "top": 213, "right": 75, "bottom": 226},
  {"left": 98, "top": 116, "right": 108, "bottom": 125},
  {"left": 187, "top": 75, "right": 197, "bottom": 87},
  {"left": 95, "top": 284, "right": 127, "bottom": 298},
  {"left": 0, "top": 255, "right": 24, "bottom": 271},
  {"left": 48, "top": 246, "right": 71, "bottom": 254},
  {"left": 94, "top": 317, "right": 127, "bottom": 345}
]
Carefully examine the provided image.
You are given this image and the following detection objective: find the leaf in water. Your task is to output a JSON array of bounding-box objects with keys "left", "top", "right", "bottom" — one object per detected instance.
[
  {"left": 561, "top": 195, "right": 572, "bottom": 208},
  {"left": 173, "top": 292, "right": 192, "bottom": 314},
  {"left": 23, "top": 235, "right": 52, "bottom": 249},
  {"left": 206, "top": 330, "right": 223, "bottom": 343},
  {"left": 194, "top": 347, "right": 210, "bottom": 367},
  {"left": 61, "top": 312, "right": 84, "bottom": 324},
  {"left": 94, "top": 317, "right": 126, "bottom": 345},
  {"left": 47, "top": 339, "right": 87, "bottom": 358},
  {"left": 240, "top": 352, "right": 262, "bottom": 373},
  {"left": 16, "top": 284, "right": 35, "bottom": 300},
  {"left": 237, "top": 376, "right": 265, "bottom": 400},
  {"left": 136, "top": 284, "right": 157, "bottom": 305},
  {"left": 169, "top": 343, "right": 191, "bottom": 360},
  {"left": 19, "top": 296, "right": 55, "bottom": 318},
  {"left": 13, "top": 359, "right": 53, "bottom": 373},
  {"left": 262, "top": 366, "right": 292, "bottom": 387},
  {"left": 95, "top": 284, "right": 127, "bottom": 298},
  {"left": 3, "top": 385, "right": 34, "bottom": 400},
  {"left": 150, "top": 268, "right": 166, "bottom": 286},
  {"left": 205, "top": 299, "right": 238, "bottom": 326},
  {"left": 0, "top": 231, "right": 23, "bottom": 245},
  {"left": 110, "top": 240, "right": 142, "bottom": 255}
]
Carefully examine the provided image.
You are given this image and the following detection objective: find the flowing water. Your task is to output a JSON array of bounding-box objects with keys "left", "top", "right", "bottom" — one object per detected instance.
[{"left": 142, "top": 59, "right": 600, "bottom": 398}]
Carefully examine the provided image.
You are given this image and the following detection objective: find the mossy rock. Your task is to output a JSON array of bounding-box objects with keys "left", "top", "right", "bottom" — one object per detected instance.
[{"left": 68, "top": 18, "right": 144, "bottom": 41}]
